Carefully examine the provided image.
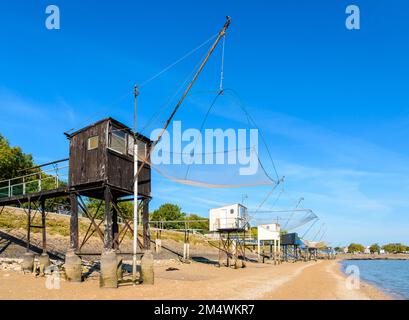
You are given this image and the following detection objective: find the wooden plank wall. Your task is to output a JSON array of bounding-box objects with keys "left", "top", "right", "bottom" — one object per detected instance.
[
  {"left": 107, "top": 150, "right": 151, "bottom": 196},
  {"left": 69, "top": 119, "right": 151, "bottom": 197},
  {"left": 69, "top": 122, "right": 107, "bottom": 187}
]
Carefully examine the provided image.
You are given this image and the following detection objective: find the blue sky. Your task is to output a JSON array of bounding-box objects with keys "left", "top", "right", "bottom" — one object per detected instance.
[{"left": 0, "top": 0, "right": 408, "bottom": 246}]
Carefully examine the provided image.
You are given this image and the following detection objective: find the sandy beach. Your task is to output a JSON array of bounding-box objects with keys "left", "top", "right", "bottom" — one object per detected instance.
[{"left": 0, "top": 259, "right": 388, "bottom": 300}]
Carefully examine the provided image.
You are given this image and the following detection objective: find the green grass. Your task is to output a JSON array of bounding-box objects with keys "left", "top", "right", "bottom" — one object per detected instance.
[{"left": 0, "top": 207, "right": 100, "bottom": 238}]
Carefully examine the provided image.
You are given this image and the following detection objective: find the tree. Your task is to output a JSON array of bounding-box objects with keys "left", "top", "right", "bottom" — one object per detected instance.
[
  {"left": 86, "top": 198, "right": 105, "bottom": 219},
  {"left": 117, "top": 201, "right": 133, "bottom": 219},
  {"left": 0, "top": 133, "right": 68, "bottom": 209},
  {"left": 0, "top": 134, "right": 75, "bottom": 210},
  {"left": 86, "top": 198, "right": 133, "bottom": 220},
  {"left": 348, "top": 243, "right": 365, "bottom": 253},
  {"left": 0, "top": 133, "right": 34, "bottom": 180},
  {"left": 185, "top": 213, "right": 209, "bottom": 231},
  {"left": 150, "top": 203, "right": 186, "bottom": 229},
  {"left": 382, "top": 243, "right": 407, "bottom": 254},
  {"left": 369, "top": 243, "right": 380, "bottom": 254}
]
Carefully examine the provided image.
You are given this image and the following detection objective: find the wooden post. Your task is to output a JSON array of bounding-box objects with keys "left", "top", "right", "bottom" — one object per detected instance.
[
  {"left": 218, "top": 233, "right": 222, "bottom": 267},
  {"left": 257, "top": 239, "right": 261, "bottom": 261},
  {"left": 233, "top": 233, "right": 238, "bottom": 269},
  {"left": 183, "top": 230, "right": 187, "bottom": 260},
  {"left": 142, "top": 198, "right": 150, "bottom": 250},
  {"left": 243, "top": 229, "right": 246, "bottom": 267},
  {"left": 41, "top": 198, "right": 46, "bottom": 252},
  {"left": 226, "top": 232, "right": 230, "bottom": 267},
  {"left": 183, "top": 229, "right": 190, "bottom": 260},
  {"left": 155, "top": 228, "right": 161, "bottom": 253},
  {"left": 104, "top": 186, "right": 113, "bottom": 250},
  {"left": 70, "top": 193, "right": 79, "bottom": 250},
  {"left": 187, "top": 230, "right": 190, "bottom": 259},
  {"left": 112, "top": 197, "right": 119, "bottom": 250},
  {"left": 26, "top": 198, "right": 31, "bottom": 252}
]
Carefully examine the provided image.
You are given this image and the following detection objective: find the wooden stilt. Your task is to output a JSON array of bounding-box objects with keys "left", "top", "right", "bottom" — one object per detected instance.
[
  {"left": 112, "top": 197, "right": 119, "bottom": 250},
  {"left": 41, "top": 198, "right": 46, "bottom": 252},
  {"left": 142, "top": 198, "right": 150, "bottom": 250},
  {"left": 218, "top": 234, "right": 222, "bottom": 267},
  {"left": 26, "top": 198, "right": 31, "bottom": 252},
  {"left": 104, "top": 186, "right": 113, "bottom": 250},
  {"left": 70, "top": 193, "right": 79, "bottom": 250}
]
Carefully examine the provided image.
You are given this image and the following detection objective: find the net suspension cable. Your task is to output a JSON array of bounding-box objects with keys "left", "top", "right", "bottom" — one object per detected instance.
[
  {"left": 312, "top": 223, "right": 326, "bottom": 241},
  {"left": 301, "top": 218, "right": 319, "bottom": 239},
  {"left": 134, "top": 17, "right": 231, "bottom": 183},
  {"left": 65, "top": 31, "right": 219, "bottom": 135},
  {"left": 283, "top": 197, "right": 304, "bottom": 230}
]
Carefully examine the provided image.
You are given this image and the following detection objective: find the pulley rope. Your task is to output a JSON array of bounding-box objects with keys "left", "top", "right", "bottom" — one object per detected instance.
[
  {"left": 302, "top": 219, "right": 318, "bottom": 239},
  {"left": 139, "top": 53, "right": 207, "bottom": 135},
  {"left": 253, "top": 181, "right": 282, "bottom": 215},
  {"left": 283, "top": 198, "right": 304, "bottom": 230},
  {"left": 219, "top": 33, "right": 226, "bottom": 93},
  {"left": 65, "top": 32, "right": 218, "bottom": 135},
  {"left": 269, "top": 186, "right": 285, "bottom": 210},
  {"left": 140, "top": 35, "right": 220, "bottom": 135},
  {"left": 183, "top": 91, "right": 223, "bottom": 180},
  {"left": 222, "top": 88, "right": 280, "bottom": 182},
  {"left": 139, "top": 32, "right": 219, "bottom": 88}
]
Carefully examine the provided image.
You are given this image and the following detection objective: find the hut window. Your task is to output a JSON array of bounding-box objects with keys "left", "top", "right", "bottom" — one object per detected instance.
[
  {"left": 230, "top": 209, "right": 234, "bottom": 214},
  {"left": 127, "top": 135, "right": 147, "bottom": 160},
  {"left": 127, "top": 134, "right": 134, "bottom": 156},
  {"left": 109, "top": 127, "right": 127, "bottom": 154},
  {"left": 239, "top": 206, "right": 246, "bottom": 217},
  {"left": 87, "top": 136, "right": 99, "bottom": 150},
  {"left": 137, "top": 140, "right": 147, "bottom": 160}
]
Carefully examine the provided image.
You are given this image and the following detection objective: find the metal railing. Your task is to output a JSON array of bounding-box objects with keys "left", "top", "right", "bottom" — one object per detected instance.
[
  {"left": 0, "top": 159, "right": 69, "bottom": 199},
  {"left": 213, "top": 217, "right": 248, "bottom": 231}
]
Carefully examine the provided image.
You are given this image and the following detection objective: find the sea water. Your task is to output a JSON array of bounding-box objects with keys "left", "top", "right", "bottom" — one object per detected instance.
[{"left": 340, "top": 259, "right": 409, "bottom": 299}]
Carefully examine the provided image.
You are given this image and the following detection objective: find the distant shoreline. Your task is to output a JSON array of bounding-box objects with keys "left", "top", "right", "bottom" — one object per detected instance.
[{"left": 338, "top": 253, "right": 409, "bottom": 261}]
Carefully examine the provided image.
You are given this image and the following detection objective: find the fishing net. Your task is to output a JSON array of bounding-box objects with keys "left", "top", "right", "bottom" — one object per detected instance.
[
  {"left": 248, "top": 209, "right": 318, "bottom": 233},
  {"left": 138, "top": 89, "right": 280, "bottom": 188},
  {"left": 121, "top": 25, "right": 282, "bottom": 190},
  {"left": 301, "top": 239, "right": 327, "bottom": 249}
]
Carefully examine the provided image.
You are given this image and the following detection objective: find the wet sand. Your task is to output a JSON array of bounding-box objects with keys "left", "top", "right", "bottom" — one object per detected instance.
[{"left": 0, "top": 259, "right": 388, "bottom": 300}]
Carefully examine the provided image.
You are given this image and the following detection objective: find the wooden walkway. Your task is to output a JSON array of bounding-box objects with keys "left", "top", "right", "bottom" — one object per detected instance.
[{"left": 0, "top": 187, "right": 69, "bottom": 206}]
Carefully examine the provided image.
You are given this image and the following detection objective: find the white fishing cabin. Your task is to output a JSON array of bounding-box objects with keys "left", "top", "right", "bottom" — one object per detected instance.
[
  {"left": 209, "top": 204, "right": 248, "bottom": 232},
  {"left": 257, "top": 223, "right": 281, "bottom": 260}
]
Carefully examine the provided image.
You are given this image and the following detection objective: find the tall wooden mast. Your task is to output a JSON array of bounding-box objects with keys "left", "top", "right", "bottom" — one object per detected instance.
[{"left": 132, "top": 16, "right": 231, "bottom": 283}]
